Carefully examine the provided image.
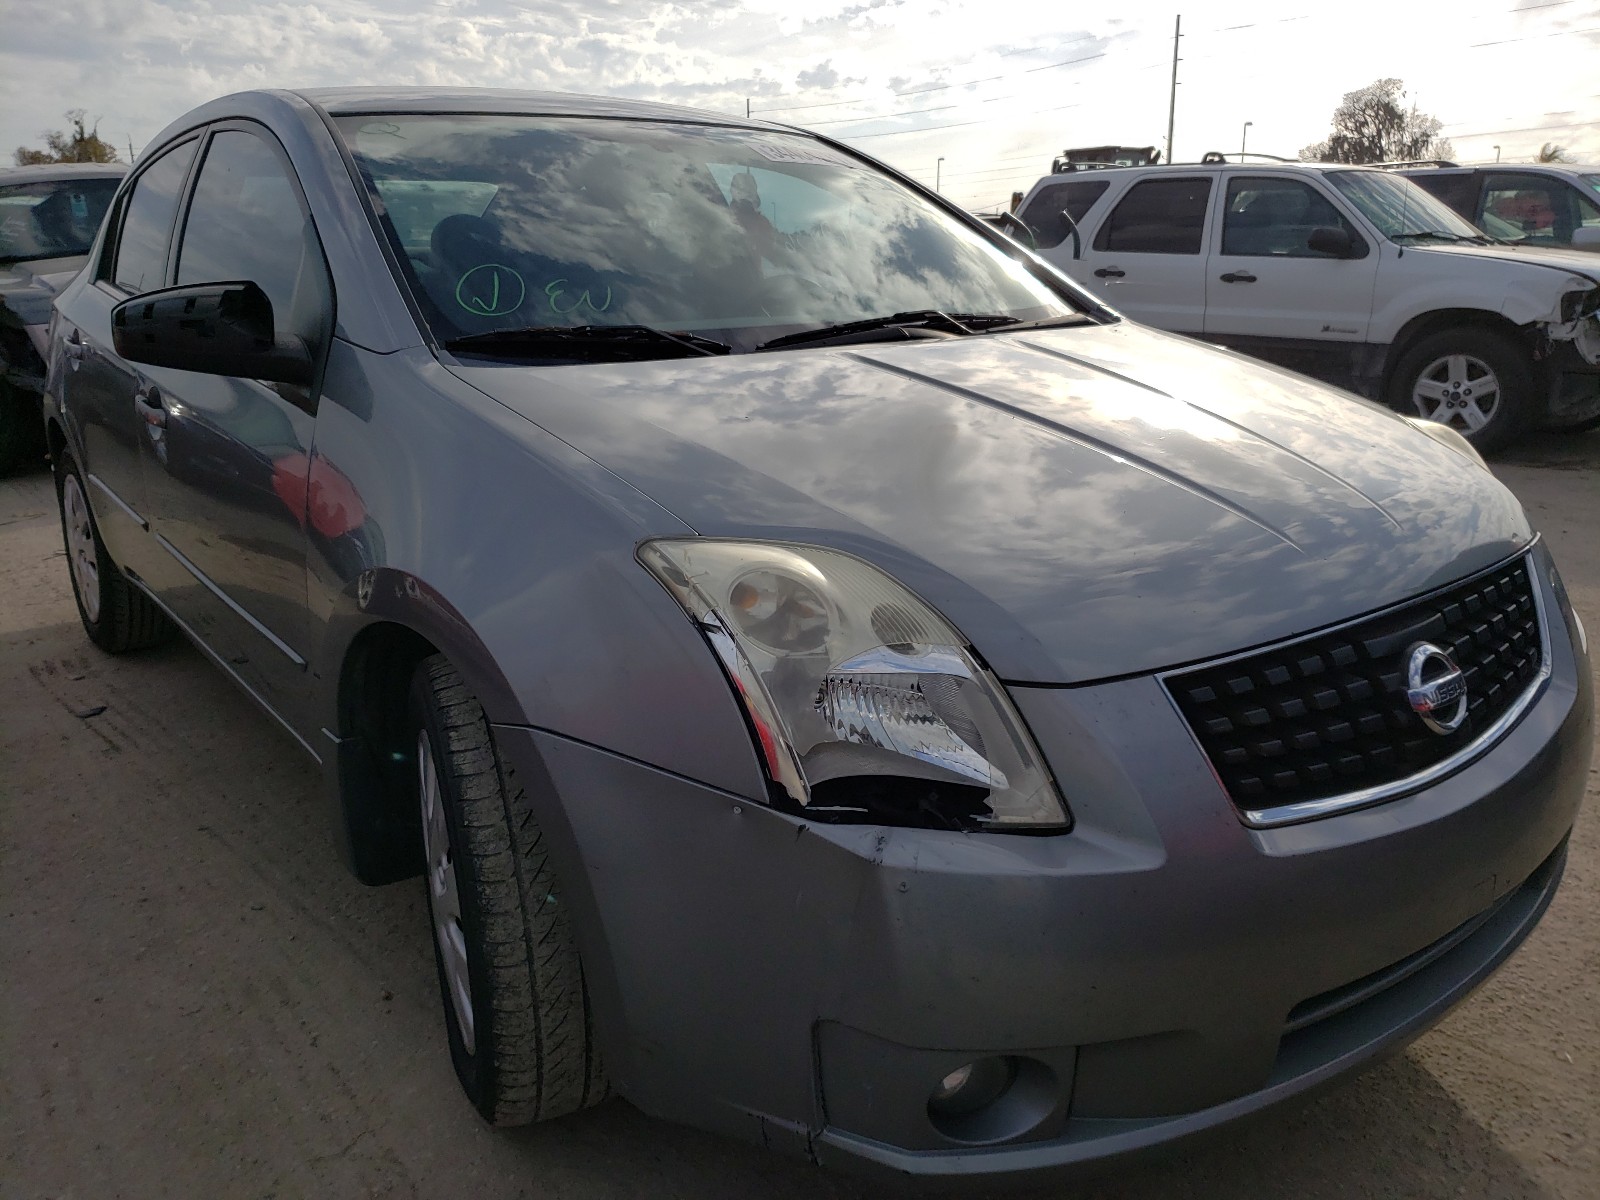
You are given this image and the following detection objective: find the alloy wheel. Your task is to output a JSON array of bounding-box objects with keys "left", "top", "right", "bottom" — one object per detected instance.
[
  {"left": 62, "top": 474, "right": 101, "bottom": 623},
  {"left": 419, "top": 730, "right": 475, "bottom": 1055},
  {"left": 1409, "top": 353, "right": 1502, "bottom": 434}
]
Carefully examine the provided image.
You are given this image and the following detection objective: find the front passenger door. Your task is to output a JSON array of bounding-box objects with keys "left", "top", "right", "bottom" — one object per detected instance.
[{"left": 134, "top": 124, "right": 333, "bottom": 728}]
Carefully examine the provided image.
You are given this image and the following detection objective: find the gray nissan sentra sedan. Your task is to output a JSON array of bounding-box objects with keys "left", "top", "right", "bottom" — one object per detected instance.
[{"left": 43, "top": 88, "right": 1593, "bottom": 1183}]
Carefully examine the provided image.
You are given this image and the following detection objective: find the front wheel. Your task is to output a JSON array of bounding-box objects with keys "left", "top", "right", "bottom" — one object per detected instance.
[
  {"left": 409, "top": 655, "right": 606, "bottom": 1125},
  {"left": 1385, "top": 328, "right": 1534, "bottom": 453}
]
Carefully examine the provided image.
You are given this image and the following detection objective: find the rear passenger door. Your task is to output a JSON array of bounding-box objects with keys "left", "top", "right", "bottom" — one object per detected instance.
[
  {"left": 1203, "top": 174, "right": 1378, "bottom": 346},
  {"left": 1075, "top": 174, "right": 1215, "bottom": 332}
]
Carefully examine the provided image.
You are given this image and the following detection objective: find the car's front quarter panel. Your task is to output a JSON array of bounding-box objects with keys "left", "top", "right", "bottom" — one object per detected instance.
[{"left": 301, "top": 343, "right": 768, "bottom": 803}]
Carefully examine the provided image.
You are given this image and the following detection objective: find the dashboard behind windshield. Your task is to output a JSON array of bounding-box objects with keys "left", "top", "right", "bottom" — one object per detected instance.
[{"left": 333, "top": 115, "right": 1080, "bottom": 353}]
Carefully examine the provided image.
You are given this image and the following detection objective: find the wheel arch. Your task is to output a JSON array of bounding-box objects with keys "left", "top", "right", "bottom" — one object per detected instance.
[{"left": 1381, "top": 308, "right": 1534, "bottom": 385}]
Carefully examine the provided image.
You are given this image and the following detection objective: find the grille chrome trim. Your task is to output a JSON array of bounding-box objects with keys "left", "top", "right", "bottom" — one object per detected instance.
[{"left": 1160, "top": 544, "right": 1551, "bottom": 829}]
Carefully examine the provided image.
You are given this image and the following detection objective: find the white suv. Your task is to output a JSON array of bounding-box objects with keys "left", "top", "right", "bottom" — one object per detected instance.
[{"left": 1014, "top": 162, "right": 1600, "bottom": 449}]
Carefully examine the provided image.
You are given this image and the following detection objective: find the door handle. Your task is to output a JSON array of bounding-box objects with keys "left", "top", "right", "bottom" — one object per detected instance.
[
  {"left": 1093, "top": 267, "right": 1126, "bottom": 279},
  {"left": 1219, "top": 271, "right": 1257, "bottom": 283},
  {"left": 64, "top": 330, "right": 87, "bottom": 361},
  {"left": 134, "top": 385, "right": 168, "bottom": 428}
]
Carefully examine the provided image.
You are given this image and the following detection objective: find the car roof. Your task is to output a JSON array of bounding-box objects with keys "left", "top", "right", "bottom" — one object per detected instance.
[
  {"left": 294, "top": 86, "right": 772, "bottom": 129},
  {"left": 1029, "top": 160, "right": 1373, "bottom": 186},
  {"left": 1397, "top": 163, "right": 1600, "bottom": 176},
  {"left": 0, "top": 162, "right": 129, "bottom": 183}
]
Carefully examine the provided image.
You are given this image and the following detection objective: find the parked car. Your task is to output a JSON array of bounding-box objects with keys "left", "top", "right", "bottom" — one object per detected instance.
[
  {"left": 45, "top": 89, "right": 1592, "bottom": 1185},
  {"left": 1015, "top": 160, "right": 1600, "bottom": 446},
  {"left": 1395, "top": 161, "right": 1600, "bottom": 254},
  {"left": 0, "top": 162, "right": 126, "bottom": 472}
]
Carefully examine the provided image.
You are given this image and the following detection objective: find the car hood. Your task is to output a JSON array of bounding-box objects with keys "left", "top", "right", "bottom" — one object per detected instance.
[
  {"left": 1409, "top": 241, "right": 1600, "bottom": 285},
  {"left": 447, "top": 321, "right": 1532, "bottom": 684}
]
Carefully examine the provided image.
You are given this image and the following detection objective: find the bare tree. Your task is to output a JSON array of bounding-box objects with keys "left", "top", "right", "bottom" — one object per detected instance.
[
  {"left": 1535, "top": 142, "right": 1575, "bottom": 163},
  {"left": 14, "top": 110, "right": 120, "bottom": 166},
  {"left": 1299, "top": 79, "right": 1453, "bottom": 165}
]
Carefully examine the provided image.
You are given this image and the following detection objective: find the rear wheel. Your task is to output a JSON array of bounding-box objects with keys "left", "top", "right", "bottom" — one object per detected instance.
[
  {"left": 409, "top": 655, "right": 606, "bottom": 1125},
  {"left": 55, "top": 448, "right": 172, "bottom": 653},
  {"left": 1386, "top": 328, "right": 1533, "bottom": 453}
]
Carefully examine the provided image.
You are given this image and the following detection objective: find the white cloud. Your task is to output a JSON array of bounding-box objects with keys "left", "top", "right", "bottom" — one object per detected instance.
[{"left": 3, "top": 0, "right": 1596, "bottom": 210}]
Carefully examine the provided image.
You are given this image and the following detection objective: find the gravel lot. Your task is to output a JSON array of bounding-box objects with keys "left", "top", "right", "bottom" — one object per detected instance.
[{"left": 2, "top": 432, "right": 1596, "bottom": 1200}]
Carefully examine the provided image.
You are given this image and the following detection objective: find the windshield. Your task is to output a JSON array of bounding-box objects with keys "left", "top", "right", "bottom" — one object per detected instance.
[
  {"left": 333, "top": 115, "right": 1080, "bottom": 353},
  {"left": 0, "top": 176, "right": 121, "bottom": 265},
  {"left": 1326, "top": 170, "right": 1485, "bottom": 241}
]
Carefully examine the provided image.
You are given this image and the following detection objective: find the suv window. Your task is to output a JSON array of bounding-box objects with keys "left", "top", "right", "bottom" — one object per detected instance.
[
  {"left": 0, "top": 177, "right": 121, "bottom": 265},
  {"left": 1479, "top": 171, "right": 1600, "bottom": 245},
  {"left": 1018, "top": 180, "right": 1109, "bottom": 250},
  {"left": 1221, "top": 177, "right": 1361, "bottom": 258},
  {"left": 177, "top": 129, "right": 330, "bottom": 348},
  {"left": 1407, "top": 172, "right": 1478, "bottom": 216},
  {"left": 111, "top": 141, "right": 198, "bottom": 294},
  {"left": 1093, "top": 177, "right": 1212, "bottom": 255}
]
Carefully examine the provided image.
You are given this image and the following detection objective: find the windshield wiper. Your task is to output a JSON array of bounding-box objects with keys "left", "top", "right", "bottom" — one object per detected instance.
[
  {"left": 1392, "top": 230, "right": 1488, "bottom": 244},
  {"left": 445, "top": 324, "right": 731, "bottom": 361},
  {"left": 754, "top": 310, "right": 997, "bottom": 352}
]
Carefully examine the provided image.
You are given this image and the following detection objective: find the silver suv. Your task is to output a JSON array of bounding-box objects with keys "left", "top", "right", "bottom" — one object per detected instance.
[
  {"left": 1015, "top": 161, "right": 1600, "bottom": 447},
  {"left": 1396, "top": 161, "right": 1600, "bottom": 254}
]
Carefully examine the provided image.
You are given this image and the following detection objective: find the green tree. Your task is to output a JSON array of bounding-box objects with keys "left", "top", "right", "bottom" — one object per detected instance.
[
  {"left": 13, "top": 110, "right": 121, "bottom": 166},
  {"left": 1299, "top": 79, "right": 1452, "bottom": 165}
]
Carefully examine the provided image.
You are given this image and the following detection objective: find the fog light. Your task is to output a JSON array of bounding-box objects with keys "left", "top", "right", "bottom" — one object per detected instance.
[{"left": 927, "top": 1056, "right": 1016, "bottom": 1119}]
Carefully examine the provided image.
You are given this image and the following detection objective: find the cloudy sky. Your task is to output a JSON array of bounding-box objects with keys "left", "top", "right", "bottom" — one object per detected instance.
[{"left": 4, "top": 0, "right": 1596, "bottom": 210}]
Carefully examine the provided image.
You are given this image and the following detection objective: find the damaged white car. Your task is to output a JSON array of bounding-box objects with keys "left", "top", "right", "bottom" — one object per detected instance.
[{"left": 1017, "top": 161, "right": 1600, "bottom": 448}]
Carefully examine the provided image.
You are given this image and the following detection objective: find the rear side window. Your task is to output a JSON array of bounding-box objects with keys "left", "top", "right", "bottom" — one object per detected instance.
[
  {"left": 111, "top": 140, "right": 198, "bottom": 294},
  {"left": 1221, "top": 177, "right": 1362, "bottom": 258},
  {"left": 176, "top": 128, "right": 331, "bottom": 348},
  {"left": 1093, "top": 177, "right": 1212, "bottom": 254},
  {"left": 1018, "top": 180, "right": 1108, "bottom": 250},
  {"left": 1407, "top": 172, "right": 1478, "bottom": 217}
]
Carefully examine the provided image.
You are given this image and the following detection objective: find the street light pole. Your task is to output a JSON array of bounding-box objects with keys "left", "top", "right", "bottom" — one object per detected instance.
[
  {"left": 936, "top": 156, "right": 945, "bottom": 193},
  {"left": 1241, "top": 120, "right": 1252, "bottom": 159},
  {"left": 1493, "top": 145, "right": 1501, "bottom": 163}
]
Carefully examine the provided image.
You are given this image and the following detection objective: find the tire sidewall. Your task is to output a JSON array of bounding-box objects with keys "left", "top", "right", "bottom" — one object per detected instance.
[
  {"left": 406, "top": 669, "right": 499, "bottom": 1114},
  {"left": 1388, "top": 329, "right": 1534, "bottom": 453}
]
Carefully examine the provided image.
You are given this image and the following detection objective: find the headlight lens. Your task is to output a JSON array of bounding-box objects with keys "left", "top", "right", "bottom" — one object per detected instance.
[{"left": 639, "top": 540, "right": 1068, "bottom": 831}]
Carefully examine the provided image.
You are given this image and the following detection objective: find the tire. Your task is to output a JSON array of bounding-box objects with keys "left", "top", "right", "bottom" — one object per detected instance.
[
  {"left": 409, "top": 655, "right": 606, "bottom": 1125},
  {"left": 1385, "top": 328, "right": 1534, "bottom": 454},
  {"left": 54, "top": 448, "right": 173, "bottom": 653}
]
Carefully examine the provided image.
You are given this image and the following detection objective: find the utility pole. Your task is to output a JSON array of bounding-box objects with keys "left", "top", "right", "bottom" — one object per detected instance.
[
  {"left": 746, "top": 98, "right": 751, "bottom": 119},
  {"left": 936, "top": 156, "right": 945, "bottom": 193},
  {"left": 1166, "top": 14, "right": 1182, "bottom": 164},
  {"left": 127, "top": 134, "right": 135, "bottom": 163}
]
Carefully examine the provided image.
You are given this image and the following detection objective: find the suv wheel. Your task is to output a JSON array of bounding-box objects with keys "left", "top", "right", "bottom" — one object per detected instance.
[
  {"left": 409, "top": 654, "right": 607, "bottom": 1125},
  {"left": 1386, "top": 328, "right": 1533, "bottom": 453}
]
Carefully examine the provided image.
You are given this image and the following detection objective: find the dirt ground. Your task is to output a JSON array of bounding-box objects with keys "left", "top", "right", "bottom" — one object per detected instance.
[{"left": 2, "top": 432, "right": 1596, "bottom": 1200}]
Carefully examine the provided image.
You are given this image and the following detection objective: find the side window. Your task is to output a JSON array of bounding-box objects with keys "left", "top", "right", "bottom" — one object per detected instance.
[
  {"left": 1408, "top": 172, "right": 1478, "bottom": 218},
  {"left": 1479, "top": 173, "right": 1568, "bottom": 244},
  {"left": 1018, "top": 180, "right": 1109, "bottom": 250},
  {"left": 1220, "top": 177, "right": 1362, "bottom": 258},
  {"left": 110, "top": 140, "right": 198, "bottom": 294},
  {"left": 176, "top": 129, "right": 330, "bottom": 349},
  {"left": 1574, "top": 182, "right": 1600, "bottom": 234},
  {"left": 1092, "top": 177, "right": 1212, "bottom": 255}
]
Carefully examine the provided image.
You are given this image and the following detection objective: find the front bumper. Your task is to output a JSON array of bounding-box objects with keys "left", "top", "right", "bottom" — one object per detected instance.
[{"left": 486, "top": 552, "right": 1591, "bottom": 1185}]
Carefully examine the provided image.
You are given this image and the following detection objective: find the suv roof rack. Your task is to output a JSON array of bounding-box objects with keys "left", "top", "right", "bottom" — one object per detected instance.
[{"left": 1370, "top": 159, "right": 1460, "bottom": 170}]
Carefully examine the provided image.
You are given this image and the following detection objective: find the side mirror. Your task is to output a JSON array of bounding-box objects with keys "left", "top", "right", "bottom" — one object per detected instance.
[
  {"left": 112, "top": 281, "right": 313, "bottom": 386},
  {"left": 1571, "top": 226, "right": 1600, "bottom": 251},
  {"left": 1307, "top": 226, "right": 1362, "bottom": 259}
]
